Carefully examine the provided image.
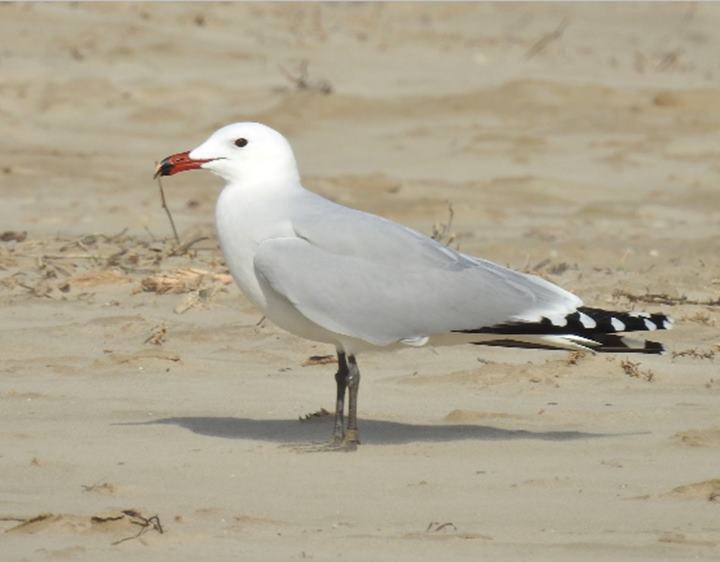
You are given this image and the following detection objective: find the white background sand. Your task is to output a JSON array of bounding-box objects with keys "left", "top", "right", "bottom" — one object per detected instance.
[{"left": 1, "top": 3, "right": 719, "bottom": 560}]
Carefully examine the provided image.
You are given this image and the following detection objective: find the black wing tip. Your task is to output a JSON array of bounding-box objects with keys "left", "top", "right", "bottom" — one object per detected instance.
[
  {"left": 578, "top": 307, "right": 673, "bottom": 333},
  {"left": 591, "top": 336, "right": 666, "bottom": 354},
  {"left": 473, "top": 335, "right": 666, "bottom": 354},
  {"left": 456, "top": 307, "right": 673, "bottom": 337}
]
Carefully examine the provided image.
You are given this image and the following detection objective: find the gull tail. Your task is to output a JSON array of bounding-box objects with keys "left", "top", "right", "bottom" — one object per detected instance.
[{"left": 456, "top": 307, "right": 672, "bottom": 354}]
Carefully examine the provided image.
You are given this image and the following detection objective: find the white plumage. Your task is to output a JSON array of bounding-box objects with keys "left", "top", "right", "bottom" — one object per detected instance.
[{"left": 156, "top": 122, "right": 671, "bottom": 448}]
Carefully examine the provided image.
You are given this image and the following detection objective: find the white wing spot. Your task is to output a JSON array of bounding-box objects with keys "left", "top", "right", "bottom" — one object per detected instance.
[
  {"left": 547, "top": 314, "right": 568, "bottom": 328},
  {"left": 610, "top": 317, "right": 626, "bottom": 331},
  {"left": 578, "top": 312, "right": 597, "bottom": 329},
  {"left": 643, "top": 319, "right": 657, "bottom": 331}
]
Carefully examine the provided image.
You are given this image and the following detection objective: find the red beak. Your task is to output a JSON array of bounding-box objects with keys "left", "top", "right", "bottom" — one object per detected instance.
[{"left": 154, "top": 151, "right": 212, "bottom": 179}]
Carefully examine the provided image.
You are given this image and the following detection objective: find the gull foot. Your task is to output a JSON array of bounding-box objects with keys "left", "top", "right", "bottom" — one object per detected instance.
[
  {"left": 282, "top": 433, "right": 361, "bottom": 454},
  {"left": 344, "top": 429, "right": 360, "bottom": 448}
]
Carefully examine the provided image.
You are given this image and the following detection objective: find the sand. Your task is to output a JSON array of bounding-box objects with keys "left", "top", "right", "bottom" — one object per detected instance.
[{"left": 1, "top": 3, "right": 719, "bottom": 561}]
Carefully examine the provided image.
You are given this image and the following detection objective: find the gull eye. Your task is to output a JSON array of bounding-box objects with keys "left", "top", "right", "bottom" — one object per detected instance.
[{"left": 234, "top": 138, "right": 248, "bottom": 148}]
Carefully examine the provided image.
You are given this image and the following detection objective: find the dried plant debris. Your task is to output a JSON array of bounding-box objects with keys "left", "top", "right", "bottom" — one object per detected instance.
[
  {"left": 173, "top": 286, "right": 222, "bottom": 314},
  {"left": 141, "top": 268, "right": 232, "bottom": 294},
  {"left": 613, "top": 289, "right": 720, "bottom": 307},
  {"left": 430, "top": 202, "right": 457, "bottom": 248},
  {"left": 72, "top": 270, "right": 130, "bottom": 288},
  {"left": 566, "top": 351, "right": 588, "bottom": 365},
  {"left": 0, "top": 230, "right": 27, "bottom": 242},
  {"left": 526, "top": 19, "right": 569, "bottom": 59},
  {"left": 666, "top": 479, "right": 720, "bottom": 502},
  {"left": 674, "top": 429, "right": 720, "bottom": 448},
  {"left": 102, "top": 349, "right": 181, "bottom": 365},
  {"left": 620, "top": 359, "right": 655, "bottom": 382},
  {"left": 81, "top": 482, "right": 118, "bottom": 495},
  {"left": 111, "top": 510, "right": 164, "bottom": 545},
  {"left": 144, "top": 324, "right": 167, "bottom": 346},
  {"left": 279, "top": 59, "right": 333, "bottom": 95},
  {"left": 3, "top": 512, "right": 54, "bottom": 530},
  {"left": 302, "top": 355, "right": 337, "bottom": 367},
  {"left": 3, "top": 509, "right": 164, "bottom": 544},
  {"left": 683, "top": 312, "right": 714, "bottom": 326},
  {"left": 426, "top": 521, "right": 457, "bottom": 533},
  {"left": 0, "top": 230, "right": 227, "bottom": 302},
  {"left": 672, "top": 348, "right": 715, "bottom": 360},
  {"left": 168, "top": 235, "right": 211, "bottom": 257},
  {"left": 529, "top": 258, "right": 577, "bottom": 276},
  {"left": 299, "top": 408, "right": 331, "bottom": 421}
]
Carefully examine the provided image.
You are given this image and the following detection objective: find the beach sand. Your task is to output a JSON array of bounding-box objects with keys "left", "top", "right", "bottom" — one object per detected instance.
[{"left": 1, "top": 3, "right": 719, "bottom": 560}]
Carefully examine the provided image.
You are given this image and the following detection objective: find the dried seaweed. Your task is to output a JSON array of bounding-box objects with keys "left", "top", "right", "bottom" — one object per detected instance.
[
  {"left": 620, "top": 360, "right": 655, "bottom": 382},
  {"left": 302, "top": 355, "right": 337, "bottom": 367},
  {"left": 613, "top": 290, "right": 720, "bottom": 307},
  {"left": 299, "top": 408, "right": 331, "bottom": 421},
  {"left": 111, "top": 510, "right": 164, "bottom": 545}
]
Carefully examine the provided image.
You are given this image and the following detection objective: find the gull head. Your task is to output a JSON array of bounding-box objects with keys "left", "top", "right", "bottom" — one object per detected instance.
[{"left": 154, "top": 122, "right": 299, "bottom": 186}]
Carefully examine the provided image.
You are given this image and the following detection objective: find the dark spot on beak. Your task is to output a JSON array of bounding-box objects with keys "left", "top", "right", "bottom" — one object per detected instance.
[
  {"left": 154, "top": 158, "right": 173, "bottom": 179},
  {"left": 152, "top": 150, "right": 211, "bottom": 179}
]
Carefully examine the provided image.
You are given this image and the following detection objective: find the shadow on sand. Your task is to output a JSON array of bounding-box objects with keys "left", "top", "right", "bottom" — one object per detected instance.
[{"left": 130, "top": 416, "right": 635, "bottom": 445}]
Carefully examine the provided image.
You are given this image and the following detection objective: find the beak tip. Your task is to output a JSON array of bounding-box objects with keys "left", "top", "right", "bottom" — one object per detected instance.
[{"left": 153, "top": 159, "right": 171, "bottom": 179}]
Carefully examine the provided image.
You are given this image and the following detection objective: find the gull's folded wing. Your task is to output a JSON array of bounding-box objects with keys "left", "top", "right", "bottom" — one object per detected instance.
[{"left": 253, "top": 232, "right": 582, "bottom": 347}]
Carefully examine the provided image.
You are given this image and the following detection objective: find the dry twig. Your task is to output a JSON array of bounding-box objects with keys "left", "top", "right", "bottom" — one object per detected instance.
[
  {"left": 278, "top": 59, "right": 333, "bottom": 94},
  {"left": 169, "top": 236, "right": 210, "bottom": 257},
  {"left": 526, "top": 19, "right": 569, "bottom": 59},
  {"left": 156, "top": 171, "right": 180, "bottom": 246},
  {"left": 430, "top": 202, "right": 456, "bottom": 247},
  {"left": 426, "top": 521, "right": 457, "bottom": 532},
  {"left": 111, "top": 510, "right": 164, "bottom": 545},
  {"left": 0, "top": 515, "right": 40, "bottom": 523}
]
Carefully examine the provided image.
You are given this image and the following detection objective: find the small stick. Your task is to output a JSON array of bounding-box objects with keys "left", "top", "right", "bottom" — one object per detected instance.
[
  {"left": 169, "top": 236, "right": 210, "bottom": 257},
  {"left": 155, "top": 164, "right": 180, "bottom": 246},
  {"left": 0, "top": 516, "right": 33, "bottom": 523},
  {"left": 526, "top": 19, "right": 569, "bottom": 59},
  {"left": 111, "top": 510, "right": 164, "bottom": 545}
]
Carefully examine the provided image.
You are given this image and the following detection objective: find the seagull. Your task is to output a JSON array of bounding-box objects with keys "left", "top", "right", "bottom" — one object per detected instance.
[{"left": 155, "top": 122, "right": 672, "bottom": 449}]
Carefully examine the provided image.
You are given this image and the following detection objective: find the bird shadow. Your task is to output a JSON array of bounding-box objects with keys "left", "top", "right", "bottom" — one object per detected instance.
[{"left": 128, "top": 416, "right": 638, "bottom": 445}]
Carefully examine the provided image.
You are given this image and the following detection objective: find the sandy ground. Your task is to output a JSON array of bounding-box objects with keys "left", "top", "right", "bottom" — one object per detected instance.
[{"left": 1, "top": 3, "right": 719, "bottom": 561}]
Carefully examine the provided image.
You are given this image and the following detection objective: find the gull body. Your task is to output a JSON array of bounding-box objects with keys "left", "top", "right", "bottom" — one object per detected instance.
[{"left": 156, "top": 122, "right": 671, "bottom": 448}]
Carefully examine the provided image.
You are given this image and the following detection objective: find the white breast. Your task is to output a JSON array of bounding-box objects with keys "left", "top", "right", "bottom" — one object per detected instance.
[
  {"left": 215, "top": 185, "right": 293, "bottom": 310},
  {"left": 214, "top": 184, "right": 343, "bottom": 346}
]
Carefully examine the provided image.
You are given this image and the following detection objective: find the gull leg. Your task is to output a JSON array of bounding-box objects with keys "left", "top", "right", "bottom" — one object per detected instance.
[
  {"left": 289, "top": 352, "right": 359, "bottom": 454},
  {"left": 332, "top": 351, "right": 348, "bottom": 443},
  {"left": 345, "top": 355, "right": 361, "bottom": 447}
]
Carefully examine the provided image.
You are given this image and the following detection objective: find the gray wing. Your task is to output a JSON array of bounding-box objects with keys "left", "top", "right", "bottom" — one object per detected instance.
[{"left": 253, "top": 193, "right": 582, "bottom": 347}]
